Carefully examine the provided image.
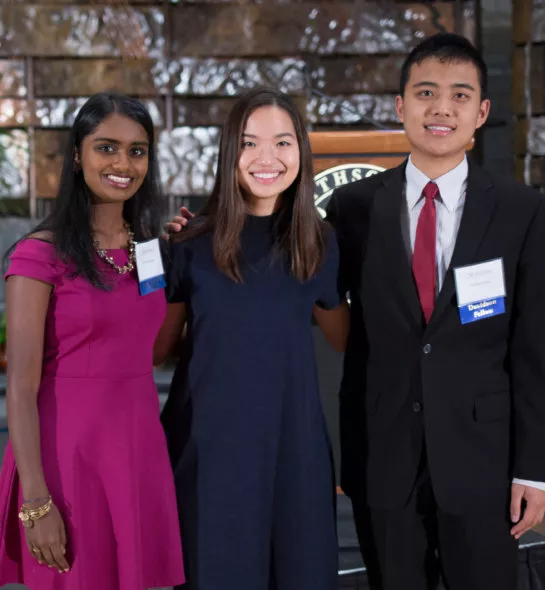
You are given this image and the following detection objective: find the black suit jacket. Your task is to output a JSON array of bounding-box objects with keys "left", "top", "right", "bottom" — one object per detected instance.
[{"left": 326, "top": 161, "right": 545, "bottom": 514}]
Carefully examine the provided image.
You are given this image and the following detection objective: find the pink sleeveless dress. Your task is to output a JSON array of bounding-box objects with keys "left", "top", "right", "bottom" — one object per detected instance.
[{"left": 0, "top": 239, "right": 185, "bottom": 590}]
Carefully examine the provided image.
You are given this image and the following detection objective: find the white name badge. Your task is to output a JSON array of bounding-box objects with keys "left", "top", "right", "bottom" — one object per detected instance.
[
  {"left": 453, "top": 258, "right": 506, "bottom": 324},
  {"left": 134, "top": 238, "right": 166, "bottom": 296}
]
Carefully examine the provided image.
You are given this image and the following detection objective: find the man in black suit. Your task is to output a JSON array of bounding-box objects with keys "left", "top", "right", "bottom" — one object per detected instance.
[{"left": 327, "top": 33, "right": 545, "bottom": 590}]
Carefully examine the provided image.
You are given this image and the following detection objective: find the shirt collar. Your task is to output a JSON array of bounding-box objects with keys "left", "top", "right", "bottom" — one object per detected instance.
[{"left": 405, "top": 156, "right": 468, "bottom": 213}]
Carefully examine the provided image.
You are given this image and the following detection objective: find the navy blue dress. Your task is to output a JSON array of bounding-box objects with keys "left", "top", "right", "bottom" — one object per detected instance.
[{"left": 164, "top": 213, "right": 340, "bottom": 590}]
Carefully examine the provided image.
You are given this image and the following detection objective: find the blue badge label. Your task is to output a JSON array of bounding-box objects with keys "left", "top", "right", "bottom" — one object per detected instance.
[
  {"left": 454, "top": 259, "right": 507, "bottom": 325},
  {"left": 458, "top": 297, "right": 505, "bottom": 324},
  {"left": 139, "top": 273, "right": 166, "bottom": 296}
]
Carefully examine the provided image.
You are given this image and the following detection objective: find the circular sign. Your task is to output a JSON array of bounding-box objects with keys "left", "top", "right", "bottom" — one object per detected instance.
[{"left": 314, "top": 163, "right": 386, "bottom": 218}]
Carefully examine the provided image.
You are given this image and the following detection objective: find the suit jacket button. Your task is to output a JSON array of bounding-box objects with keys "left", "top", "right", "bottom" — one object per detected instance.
[
  {"left": 413, "top": 401, "right": 423, "bottom": 413},
  {"left": 423, "top": 344, "right": 432, "bottom": 354}
]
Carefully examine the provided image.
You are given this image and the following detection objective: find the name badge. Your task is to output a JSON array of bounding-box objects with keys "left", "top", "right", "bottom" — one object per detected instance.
[
  {"left": 453, "top": 258, "right": 506, "bottom": 324},
  {"left": 134, "top": 238, "right": 166, "bottom": 296}
]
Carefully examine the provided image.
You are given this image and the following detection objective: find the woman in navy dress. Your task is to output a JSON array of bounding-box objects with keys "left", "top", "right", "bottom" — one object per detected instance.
[{"left": 155, "top": 88, "right": 349, "bottom": 590}]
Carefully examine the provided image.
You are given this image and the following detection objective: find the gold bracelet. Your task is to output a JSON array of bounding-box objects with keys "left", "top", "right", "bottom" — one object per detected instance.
[
  {"left": 23, "top": 495, "right": 50, "bottom": 505},
  {"left": 18, "top": 496, "right": 53, "bottom": 529}
]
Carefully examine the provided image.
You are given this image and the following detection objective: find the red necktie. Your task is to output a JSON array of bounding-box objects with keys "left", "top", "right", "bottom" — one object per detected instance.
[{"left": 413, "top": 181, "right": 439, "bottom": 323}]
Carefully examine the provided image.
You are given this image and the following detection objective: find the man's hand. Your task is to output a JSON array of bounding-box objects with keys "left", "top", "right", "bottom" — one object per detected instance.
[
  {"left": 164, "top": 206, "right": 194, "bottom": 235},
  {"left": 510, "top": 483, "right": 545, "bottom": 539}
]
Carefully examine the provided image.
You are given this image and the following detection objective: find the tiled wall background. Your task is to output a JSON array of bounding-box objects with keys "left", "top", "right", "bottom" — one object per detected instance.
[{"left": 0, "top": 0, "right": 476, "bottom": 222}]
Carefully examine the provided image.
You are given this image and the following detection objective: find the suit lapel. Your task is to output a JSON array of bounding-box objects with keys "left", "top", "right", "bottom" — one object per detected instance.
[
  {"left": 426, "top": 162, "right": 497, "bottom": 334},
  {"left": 373, "top": 163, "right": 423, "bottom": 329}
]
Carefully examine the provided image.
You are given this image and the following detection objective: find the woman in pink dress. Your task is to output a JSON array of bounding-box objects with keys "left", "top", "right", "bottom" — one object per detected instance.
[{"left": 0, "top": 93, "right": 185, "bottom": 590}]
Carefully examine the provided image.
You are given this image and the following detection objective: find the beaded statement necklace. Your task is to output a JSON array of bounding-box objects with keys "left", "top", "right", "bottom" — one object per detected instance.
[{"left": 93, "top": 225, "right": 136, "bottom": 275}]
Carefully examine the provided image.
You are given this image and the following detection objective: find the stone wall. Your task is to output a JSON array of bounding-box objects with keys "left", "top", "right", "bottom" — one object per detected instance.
[
  {"left": 0, "top": 1, "right": 474, "bottom": 214},
  {"left": 513, "top": 0, "right": 545, "bottom": 191},
  {"left": 0, "top": 0, "right": 475, "bottom": 305}
]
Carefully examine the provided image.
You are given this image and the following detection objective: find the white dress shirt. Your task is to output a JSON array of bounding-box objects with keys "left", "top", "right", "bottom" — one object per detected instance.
[
  {"left": 404, "top": 155, "right": 467, "bottom": 292},
  {"left": 404, "top": 156, "right": 545, "bottom": 492}
]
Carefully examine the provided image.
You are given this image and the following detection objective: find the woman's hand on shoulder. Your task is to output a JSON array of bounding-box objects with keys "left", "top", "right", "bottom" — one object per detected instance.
[{"left": 163, "top": 207, "right": 194, "bottom": 236}]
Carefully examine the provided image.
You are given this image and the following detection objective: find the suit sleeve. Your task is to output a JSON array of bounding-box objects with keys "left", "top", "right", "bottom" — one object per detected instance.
[
  {"left": 510, "top": 197, "right": 545, "bottom": 482},
  {"left": 326, "top": 190, "right": 369, "bottom": 498},
  {"left": 325, "top": 192, "right": 350, "bottom": 297}
]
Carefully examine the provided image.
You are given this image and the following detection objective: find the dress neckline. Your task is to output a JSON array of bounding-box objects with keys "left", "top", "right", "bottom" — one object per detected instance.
[{"left": 245, "top": 210, "right": 280, "bottom": 227}]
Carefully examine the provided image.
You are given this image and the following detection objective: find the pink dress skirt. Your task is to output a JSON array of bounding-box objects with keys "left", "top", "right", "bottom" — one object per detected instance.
[{"left": 0, "top": 239, "right": 185, "bottom": 590}]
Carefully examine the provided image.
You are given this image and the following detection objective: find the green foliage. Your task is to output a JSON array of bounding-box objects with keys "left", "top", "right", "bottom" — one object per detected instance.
[
  {"left": 0, "top": 311, "right": 6, "bottom": 346},
  {"left": 0, "top": 198, "right": 30, "bottom": 217}
]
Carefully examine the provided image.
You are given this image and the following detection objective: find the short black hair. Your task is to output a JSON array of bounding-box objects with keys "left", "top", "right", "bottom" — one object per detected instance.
[{"left": 399, "top": 33, "right": 488, "bottom": 99}]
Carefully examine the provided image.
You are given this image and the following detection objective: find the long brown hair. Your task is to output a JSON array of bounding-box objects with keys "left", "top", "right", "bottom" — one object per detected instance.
[{"left": 178, "top": 87, "right": 327, "bottom": 283}]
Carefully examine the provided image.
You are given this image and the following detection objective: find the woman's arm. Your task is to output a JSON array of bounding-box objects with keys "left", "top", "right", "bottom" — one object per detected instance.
[
  {"left": 313, "top": 301, "right": 350, "bottom": 353},
  {"left": 6, "top": 242, "right": 70, "bottom": 573},
  {"left": 154, "top": 302, "right": 188, "bottom": 366},
  {"left": 6, "top": 275, "right": 52, "bottom": 501}
]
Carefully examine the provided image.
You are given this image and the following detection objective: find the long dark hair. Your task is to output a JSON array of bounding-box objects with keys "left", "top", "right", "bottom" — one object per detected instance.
[
  {"left": 179, "top": 87, "right": 326, "bottom": 283},
  {"left": 5, "top": 92, "right": 163, "bottom": 288}
]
